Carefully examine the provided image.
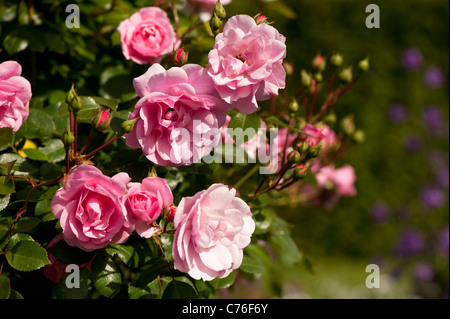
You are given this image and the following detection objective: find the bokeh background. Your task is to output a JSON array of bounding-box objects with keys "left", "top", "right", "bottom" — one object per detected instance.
[
  {"left": 0, "top": 0, "right": 448, "bottom": 299},
  {"left": 222, "top": 0, "right": 449, "bottom": 298}
]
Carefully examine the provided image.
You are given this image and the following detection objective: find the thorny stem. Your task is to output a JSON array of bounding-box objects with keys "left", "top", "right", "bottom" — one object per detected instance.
[
  {"left": 154, "top": 236, "right": 175, "bottom": 280},
  {"left": 83, "top": 135, "right": 119, "bottom": 160}
]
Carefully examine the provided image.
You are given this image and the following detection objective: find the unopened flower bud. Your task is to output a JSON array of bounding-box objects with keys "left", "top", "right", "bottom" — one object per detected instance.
[
  {"left": 341, "top": 114, "right": 355, "bottom": 135},
  {"left": 92, "top": 108, "right": 112, "bottom": 131},
  {"left": 283, "top": 61, "right": 294, "bottom": 76},
  {"left": 164, "top": 205, "right": 177, "bottom": 222},
  {"left": 352, "top": 129, "right": 365, "bottom": 144},
  {"left": 313, "top": 55, "right": 326, "bottom": 72},
  {"left": 301, "top": 69, "right": 312, "bottom": 87},
  {"left": 61, "top": 127, "right": 75, "bottom": 149},
  {"left": 214, "top": 1, "right": 226, "bottom": 20},
  {"left": 323, "top": 112, "right": 337, "bottom": 125},
  {"left": 289, "top": 97, "right": 299, "bottom": 112},
  {"left": 358, "top": 56, "right": 370, "bottom": 72},
  {"left": 338, "top": 66, "right": 353, "bottom": 83},
  {"left": 209, "top": 13, "right": 223, "bottom": 35},
  {"left": 174, "top": 47, "right": 188, "bottom": 66},
  {"left": 293, "top": 165, "right": 309, "bottom": 180},
  {"left": 287, "top": 150, "right": 301, "bottom": 164},
  {"left": 65, "top": 84, "right": 82, "bottom": 114},
  {"left": 314, "top": 72, "right": 323, "bottom": 82},
  {"left": 254, "top": 12, "right": 269, "bottom": 25},
  {"left": 309, "top": 145, "right": 321, "bottom": 157},
  {"left": 298, "top": 141, "right": 310, "bottom": 154},
  {"left": 330, "top": 53, "right": 343, "bottom": 67},
  {"left": 119, "top": 118, "right": 139, "bottom": 135}
]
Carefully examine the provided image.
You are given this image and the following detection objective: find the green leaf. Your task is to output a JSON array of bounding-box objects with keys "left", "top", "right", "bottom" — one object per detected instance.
[
  {"left": 91, "top": 253, "right": 123, "bottom": 298},
  {"left": 239, "top": 243, "right": 271, "bottom": 276},
  {"left": 0, "top": 176, "right": 14, "bottom": 195},
  {"left": 53, "top": 268, "right": 92, "bottom": 299},
  {"left": 0, "top": 275, "right": 11, "bottom": 299},
  {"left": 0, "top": 127, "right": 13, "bottom": 148},
  {"left": 19, "top": 109, "right": 56, "bottom": 139},
  {"left": 228, "top": 112, "right": 261, "bottom": 145},
  {"left": 39, "top": 139, "right": 66, "bottom": 163},
  {"left": 8, "top": 289, "right": 23, "bottom": 299},
  {"left": 162, "top": 280, "right": 198, "bottom": 299},
  {"left": 0, "top": 194, "right": 10, "bottom": 211},
  {"left": 23, "top": 148, "right": 49, "bottom": 162},
  {"left": 253, "top": 208, "right": 273, "bottom": 234},
  {"left": 0, "top": 159, "right": 16, "bottom": 176},
  {"left": 99, "top": 65, "right": 136, "bottom": 102},
  {"left": 131, "top": 259, "right": 168, "bottom": 289},
  {"left": 5, "top": 235, "right": 51, "bottom": 271},
  {"left": 3, "top": 33, "right": 28, "bottom": 55},
  {"left": 128, "top": 279, "right": 161, "bottom": 299},
  {"left": 210, "top": 271, "right": 236, "bottom": 289},
  {"left": 51, "top": 240, "right": 96, "bottom": 265},
  {"left": 13, "top": 217, "right": 40, "bottom": 233},
  {"left": 268, "top": 216, "right": 303, "bottom": 267},
  {"left": 106, "top": 243, "right": 139, "bottom": 268}
]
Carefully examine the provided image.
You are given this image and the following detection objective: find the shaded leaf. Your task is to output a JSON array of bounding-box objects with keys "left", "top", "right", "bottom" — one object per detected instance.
[
  {"left": 228, "top": 112, "right": 261, "bottom": 144},
  {"left": 91, "top": 253, "right": 123, "bottom": 298},
  {"left": 0, "top": 128, "right": 13, "bottom": 148},
  {"left": 0, "top": 275, "right": 11, "bottom": 299},
  {"left": 162, "top": 280, "right": 198, "bottom": 299},
  {"left": 5, "top": 236, "right": 51, "bottom": 271}
]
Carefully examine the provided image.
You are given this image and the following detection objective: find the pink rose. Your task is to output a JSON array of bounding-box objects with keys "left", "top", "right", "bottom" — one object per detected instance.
[
  {"left": 186, "top": 0, "right": 232, "bottom": 22},
  {"left": 117, "top": 7, "right": 180, "bottom": 65},
  {"left": 125, "top": 63, "right": 227, "bottom": 166},
  {"left": 315, "top": 165, "right": 357, "bottom": 197},
  {"left": 124, "top": 177, "right": 174, "bottom": 238},
  {"left": 300, "top": 124, "right": 325, "bottom": 147},
  {"left": 320, "top": 124, "right": 338, "bottom": 156},
  {"left": 173, "top": 184, "right": 255, "bottom": 281},
  {"left": 208, "top": 15, "right": 286, "bottom": 114},
  {"left": 51, "top": 165, "right": 134, "bottom": 252},
  {"left": 0, "top": 61, "right": 32, "bottom": 132}
]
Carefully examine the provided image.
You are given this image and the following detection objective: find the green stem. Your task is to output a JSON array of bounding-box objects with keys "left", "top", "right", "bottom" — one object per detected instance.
[{"left": 234, "top": 165, "right": 260, "bottom": 190}]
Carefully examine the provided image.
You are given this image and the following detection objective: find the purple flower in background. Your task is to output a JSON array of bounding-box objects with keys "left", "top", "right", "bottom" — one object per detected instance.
[
  {"left": 388, "top": 103, "right": 409, "bottom": 124},
  {"left": 394, "top": 228, "right": 425, "bottom": 257},
  {"left": 401, "top": 47, "right": 423, "bottom": 71},
  {"left": 423, "top": 65, "right": 446, "bottom": 89},
  {"left": 422, "top": 105, "right": 447, "bottom": 136},
  {"left": 420, "top": 185, "right": 446, "bottom": 211},
  {"left": 413, "top": 262, "right": 435, "bottom": 283},
  {"left": 436, "top": 169, "right": 449, "bottom": 189},
  {"left": 371, "top": 201, "right": 390, "bottom": 223},
  {"left": 438, "top": 227, "right": 449, "bottom": 256},
  {"left": 403, "top": 135, "right": 423, "bottom": 152}
]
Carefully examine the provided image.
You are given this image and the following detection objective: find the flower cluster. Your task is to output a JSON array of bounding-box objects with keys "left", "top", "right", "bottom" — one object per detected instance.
[{"left": 0, "top": 0, "right": 366, "bottom": 298}]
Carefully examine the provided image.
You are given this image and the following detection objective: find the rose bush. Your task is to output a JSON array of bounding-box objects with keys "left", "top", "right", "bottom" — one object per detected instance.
[{"left": 0, "top": 0, "right": 369, "bottom": 300}]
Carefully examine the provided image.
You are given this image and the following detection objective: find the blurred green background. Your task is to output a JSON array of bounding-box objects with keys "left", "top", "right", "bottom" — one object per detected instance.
[{"left": 223, "top": 0, "right": 449, "bottom": 298}]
